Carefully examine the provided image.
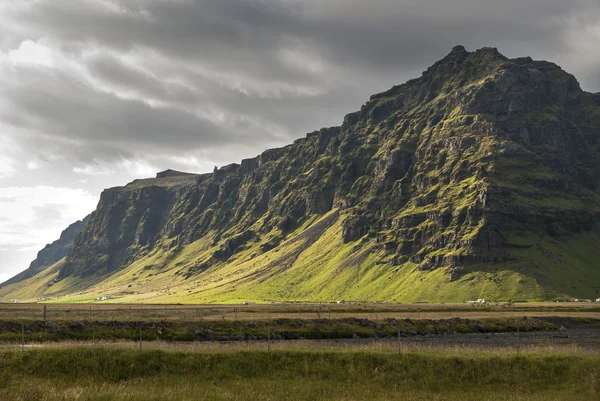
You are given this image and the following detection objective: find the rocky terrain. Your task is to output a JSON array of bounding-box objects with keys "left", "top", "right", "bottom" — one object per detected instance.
[{"left": 2, "top": 46, "right": 599, "bottom": 302}]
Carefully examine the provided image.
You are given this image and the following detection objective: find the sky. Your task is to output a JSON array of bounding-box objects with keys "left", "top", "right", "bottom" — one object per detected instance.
[{"left": 0, "top": 0, "right": 599, "bottom": 283}]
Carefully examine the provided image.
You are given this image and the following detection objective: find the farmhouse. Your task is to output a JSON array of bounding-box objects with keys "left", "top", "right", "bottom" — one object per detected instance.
[{"left": 568, "top": 298, "right": 591, "bottom": 302}]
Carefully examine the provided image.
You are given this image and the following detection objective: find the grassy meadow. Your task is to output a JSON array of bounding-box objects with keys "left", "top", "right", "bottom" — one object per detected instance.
[
  {"left": 0, "top": 302, "right": 597, "bottom": 400},
  {"left": 0, "top": 346, "right": 598, "bottom": 401}
]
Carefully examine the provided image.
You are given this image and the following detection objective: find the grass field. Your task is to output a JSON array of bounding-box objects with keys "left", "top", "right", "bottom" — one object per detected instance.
[
  {"left": 0, "top": 302, "right": 598, "bottom": 400},
  {"left": 0, "top": 346, "right": 598, "bottom": 401},
  {"left": 1, "top": 302, "right": 598, "bottom": 321}
]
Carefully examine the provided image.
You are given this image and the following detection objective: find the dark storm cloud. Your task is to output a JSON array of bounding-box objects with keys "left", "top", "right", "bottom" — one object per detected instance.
[
  {"left": 9, "top": 0, "right": 317, "bottom": 84},
  {"left": 3, "top": 1, "right": 599, "bottom": 163},
  {"left": 10, "top": 1, "right": 599, "bottom": 76}
]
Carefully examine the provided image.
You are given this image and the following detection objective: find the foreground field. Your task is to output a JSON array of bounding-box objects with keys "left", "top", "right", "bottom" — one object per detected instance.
[
  {"left": 0, "top": 347, "right": 598, "bottom": 401},
  {"left": 1, "top": 304, "right": 597, "bottom": 401}
]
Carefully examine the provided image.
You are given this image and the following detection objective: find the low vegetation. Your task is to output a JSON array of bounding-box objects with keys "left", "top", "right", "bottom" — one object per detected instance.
[
  {"left": 0, "top": 316, "right": 563, "bottom": 343},
  {"left": 0, "top": 347, "right": 597, "bottom": 401}
]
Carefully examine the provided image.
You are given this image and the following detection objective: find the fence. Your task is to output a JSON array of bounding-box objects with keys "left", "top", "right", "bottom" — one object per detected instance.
[{"left": 0, "top": 302, "right": 597, "bottom": 322}]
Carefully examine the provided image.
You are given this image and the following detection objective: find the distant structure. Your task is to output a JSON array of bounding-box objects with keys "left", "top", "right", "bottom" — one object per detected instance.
[
  {"left": 96, "top": 295, "right": 112, "bottom": 301},
  {"left": 467, "top": 299, "right": 487, "bottom": 306},
  {"left": 568, "top": 298, "right": 591, "bottom": 302}
]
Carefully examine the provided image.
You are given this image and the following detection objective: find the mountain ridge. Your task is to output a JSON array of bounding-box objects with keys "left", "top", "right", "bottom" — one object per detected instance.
[{"left": 2, "top": 46, "right": 599, "bottom": 303}]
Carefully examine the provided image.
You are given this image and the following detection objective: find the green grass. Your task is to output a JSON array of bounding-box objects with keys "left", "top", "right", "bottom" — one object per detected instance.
[{"left": 0, "top": 348, "right": 597, "bottom": 401}]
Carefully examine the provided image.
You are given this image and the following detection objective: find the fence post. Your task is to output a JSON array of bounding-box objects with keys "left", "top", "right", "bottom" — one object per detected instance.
[
  {"left": 397, "top": 321, "right": 401, "bottom": 355},
  {"left": 328, "top": 306, "right": 331, "bottom": 320},
  {"left": 516, "top": 318, "right": 521, "bottom": 355},
  {"left": 267, "top": 323, "right": 271, "bottom": 353},
  {"left": 139, "top": 326, "right": 143, "bottom": 351},
  {"left": 235, "top": 307, "right": 238, "bottom": 320},
  {"left": 21, "top": 324, "right": 24, "bottom": 352},
  {"left": 43, "top": 305, "right": 47, "bottom": 321}
]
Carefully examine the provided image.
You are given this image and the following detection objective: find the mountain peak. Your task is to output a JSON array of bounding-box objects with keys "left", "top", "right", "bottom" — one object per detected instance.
[
  {"left": 2, "top": 47, "right": 599, "bottom": 303},
  {"left": 450, "top": 44, "right": 467, "bottom": 53}
]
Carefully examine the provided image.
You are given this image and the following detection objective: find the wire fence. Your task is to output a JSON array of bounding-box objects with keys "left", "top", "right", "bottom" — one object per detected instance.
[
  {"left": 1, "top": 305, "right": 231, "bottom": 321},
  {"left": 1, "top": 302, "right": 597, "bottom": 322},
  {"left": 3, "top": 323, "right": 594, "bottom": 358},
  {"left": 1, "top": 303, "right": 598, "bottom": 357}
]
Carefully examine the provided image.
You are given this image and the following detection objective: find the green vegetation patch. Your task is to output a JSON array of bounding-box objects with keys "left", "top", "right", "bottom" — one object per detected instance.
[
  {"left": 0, "top": 317, "right": 560, "bottom": 343},
  {"left": 0, "top": 348, "right": 598, "bottom": 401}
]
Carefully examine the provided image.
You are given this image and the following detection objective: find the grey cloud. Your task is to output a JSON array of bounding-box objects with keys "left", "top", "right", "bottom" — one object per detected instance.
[
  {"left": 2, "top": 0, "right": 598, "bottom": 168},
  {"left": 2, "top": 69, "right": 239, "bottom": 150},
  {"left": 8, "top": 1, "right": 600, "bottom": 81},
  {"left": 1, "top": 0, "right": 598, "bottom": 177},
  {"left": 87, "top": 55, "right": 201, "bottom": 106}
]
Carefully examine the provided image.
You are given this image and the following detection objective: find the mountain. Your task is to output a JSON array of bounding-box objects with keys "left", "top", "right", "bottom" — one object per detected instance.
[{"left": 2, "top": 46, "right": 599, "bottom": 303}]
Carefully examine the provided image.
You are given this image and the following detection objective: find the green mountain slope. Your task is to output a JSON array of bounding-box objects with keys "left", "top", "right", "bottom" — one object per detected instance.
[{"left": 2, "top": 46, "right": 599, "bottom": 303}]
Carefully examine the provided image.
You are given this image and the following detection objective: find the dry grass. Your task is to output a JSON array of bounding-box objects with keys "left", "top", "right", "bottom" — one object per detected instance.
[
  {"left": 1, "top": 302, "right": 597, "bottom": 321},
  {"left": 1, "top": 338, "right": 597, "bottom": 359},
  {"left": 0, "top": 345, "right": 598, "bottom": 401}
]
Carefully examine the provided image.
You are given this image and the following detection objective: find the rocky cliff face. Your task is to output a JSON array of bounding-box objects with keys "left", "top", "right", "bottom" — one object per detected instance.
[{"left": 10, "top": 46, "right": 600, "bottom": 301}]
